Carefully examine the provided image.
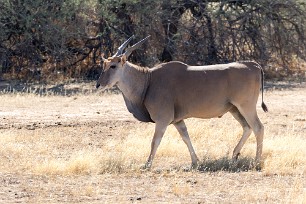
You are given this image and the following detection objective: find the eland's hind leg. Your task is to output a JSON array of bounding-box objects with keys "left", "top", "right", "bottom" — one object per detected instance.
[
  {"left": 235, "top": 104, "right": 264, "bottom": 163},
  {"left": 174, "top": 120, "right": 199, "bottom": 168},
  {"left": 229, "top": 107, "right": 252, "bottom": 160}
]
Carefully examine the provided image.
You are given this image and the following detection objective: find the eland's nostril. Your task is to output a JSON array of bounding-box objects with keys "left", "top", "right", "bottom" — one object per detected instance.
[{"left": 96, "top": 83, "right": 100, "bottom": 89}]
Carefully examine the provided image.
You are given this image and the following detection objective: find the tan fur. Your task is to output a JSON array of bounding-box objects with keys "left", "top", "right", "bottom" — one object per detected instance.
[{"left": 97, "top": 39, "right": 267, "bottom": 169}]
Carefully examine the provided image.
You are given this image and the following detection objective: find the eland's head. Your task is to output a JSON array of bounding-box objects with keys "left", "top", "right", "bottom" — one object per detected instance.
[{"left": 96, "top": 35, "right": 150, "bottom": 90}]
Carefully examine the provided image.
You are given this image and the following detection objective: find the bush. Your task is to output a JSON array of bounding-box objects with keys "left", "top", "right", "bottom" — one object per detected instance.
[{"left": 1, "top": 0, "right": 305, "bottom": 82}]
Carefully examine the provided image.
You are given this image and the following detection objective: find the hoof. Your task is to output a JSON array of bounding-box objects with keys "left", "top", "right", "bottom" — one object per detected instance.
[
  {"left": 232, "top": 153, "right": 240, "bottom": 161},
  {"left": 181, "top": 163, "right": 198, "bottom": 172},
  {"left": 141, "top": 162, "right": 152, "bottom": 170},
  {"left": 191, "top": 162, "right": 198, "bottom": 170},
  {"left": 254, "top": 159, "right": 263, "bottom": 171}
]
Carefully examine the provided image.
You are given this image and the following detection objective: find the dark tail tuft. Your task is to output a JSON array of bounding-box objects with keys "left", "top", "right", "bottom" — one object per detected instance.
[
  {"left": 260, "top": 66, "right": 268, "bottom": 113},
  {"left": 261, "top": 102, "right": 268, "bottom": 112}
]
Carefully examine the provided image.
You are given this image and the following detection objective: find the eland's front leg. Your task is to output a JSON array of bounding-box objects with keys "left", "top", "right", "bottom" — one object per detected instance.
[
  {"left": 174, "top": 120, "right": 199, "bottom": 168},
  {"left": 145, "top": 123, "right": 168, "bottom": 169}
]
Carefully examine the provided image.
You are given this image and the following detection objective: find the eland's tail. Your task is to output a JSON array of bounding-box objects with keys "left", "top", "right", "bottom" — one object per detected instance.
[{"left": 260, "top": 68, "right": 268, "bottom": 112}]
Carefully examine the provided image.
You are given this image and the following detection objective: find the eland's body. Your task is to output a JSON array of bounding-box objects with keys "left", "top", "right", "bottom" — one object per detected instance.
[{"left": 96, "top": 36, "right": 268, "bottom": 168}]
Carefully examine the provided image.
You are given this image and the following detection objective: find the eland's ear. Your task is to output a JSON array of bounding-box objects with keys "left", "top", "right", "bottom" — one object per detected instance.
[{"left": 121, "top": 54, "right": 127, "bottom": 66}]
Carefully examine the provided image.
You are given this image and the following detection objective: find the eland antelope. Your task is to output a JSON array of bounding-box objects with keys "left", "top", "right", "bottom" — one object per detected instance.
[{"left": 96, "top": 36, "right": 268, "bottom": 169}]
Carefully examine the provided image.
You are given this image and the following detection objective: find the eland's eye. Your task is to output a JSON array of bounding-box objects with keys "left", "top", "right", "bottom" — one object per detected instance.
[{"left": 110, "top": 65, "right": 116, "bottom": 69}]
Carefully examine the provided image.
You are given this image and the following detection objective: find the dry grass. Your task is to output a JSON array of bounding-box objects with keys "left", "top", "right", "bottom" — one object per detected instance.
[
  {"left": 1, "top": 117, "right": 305, "bottom": 176},
  {"left": 0, "top": 81, "right": 305, "bottom": 203}
]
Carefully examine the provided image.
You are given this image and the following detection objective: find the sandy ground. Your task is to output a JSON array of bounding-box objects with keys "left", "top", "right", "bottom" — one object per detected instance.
[{"left": 0, "top": 80, "right": 305, "bottom": 203}]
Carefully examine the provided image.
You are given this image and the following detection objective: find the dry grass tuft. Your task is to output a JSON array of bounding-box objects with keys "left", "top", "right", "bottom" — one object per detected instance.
[
  {"left": 263, "top": 135, "right": 306, "bottom": 176},
  {"left": 34, "top": 150, "right": 102, "bottom": 175}
]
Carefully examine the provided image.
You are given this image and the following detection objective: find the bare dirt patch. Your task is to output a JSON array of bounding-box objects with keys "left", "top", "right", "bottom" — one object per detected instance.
[{"left": 0, "top": 81, "right": 305, "bottom": 203}]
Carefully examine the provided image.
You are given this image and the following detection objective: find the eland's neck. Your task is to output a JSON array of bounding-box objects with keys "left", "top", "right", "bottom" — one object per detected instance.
[{"left": 117, "top": 61, "right": 151, "bottom": 102}]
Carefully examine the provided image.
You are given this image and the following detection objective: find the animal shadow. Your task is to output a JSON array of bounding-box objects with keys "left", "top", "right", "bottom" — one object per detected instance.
[{"left": 197, "top": 156, "right": 262, "bottom": 172}]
